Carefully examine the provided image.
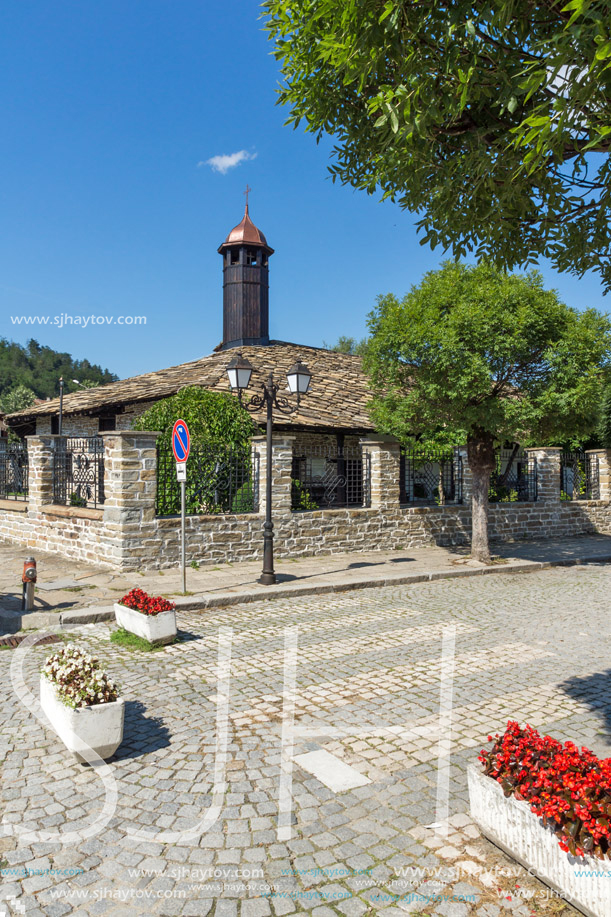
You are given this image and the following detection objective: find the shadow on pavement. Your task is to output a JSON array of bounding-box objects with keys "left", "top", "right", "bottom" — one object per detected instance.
[
  {"left": 114, "top": 700, "right": 171, "bottom": 760},
  {"left": 175, "top": 629, "right": 205, "bottom": 643},
  {"left": 560, "top": 669, "right": 611, "bottom": 740},
  {"left": 497, "top": 534, "right": 611, "bottom": 563}
]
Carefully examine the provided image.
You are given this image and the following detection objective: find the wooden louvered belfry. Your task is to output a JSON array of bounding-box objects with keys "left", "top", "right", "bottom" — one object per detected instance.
[{"left": 217, "top": 192, "right": 275, "bottom": 350}]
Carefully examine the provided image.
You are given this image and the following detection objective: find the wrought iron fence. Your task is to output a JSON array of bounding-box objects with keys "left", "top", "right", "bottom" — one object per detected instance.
[
  {"left": 53, "top": 437, "right": 105, "bottom": 509},
  {"left": 400, "top": 448, "right": 463, "bottom": 505},
  {"left": 0, "top": 442, "right": 29, "bottom": 501},
  {"left": 560, "top": 451, "right": 599, "bottom": 500},
  {"left": 291, "top": 443, "right": 371, "bottom": 510},
  {"left": 156, "top": 442, "right": 259, "bottom": 517},
  {"left": 489, "top": 447, "right": 537, "bottom": 502}
]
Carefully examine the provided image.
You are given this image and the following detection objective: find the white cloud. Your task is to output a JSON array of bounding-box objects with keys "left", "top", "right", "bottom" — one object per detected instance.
[{"left": 199, "top": 150, "right": 257, "bottom": 175}]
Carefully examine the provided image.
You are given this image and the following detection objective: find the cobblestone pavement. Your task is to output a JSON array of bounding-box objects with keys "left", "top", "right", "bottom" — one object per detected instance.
[{"left": 2, "top": 564, "right": 611, "bottom": 916}]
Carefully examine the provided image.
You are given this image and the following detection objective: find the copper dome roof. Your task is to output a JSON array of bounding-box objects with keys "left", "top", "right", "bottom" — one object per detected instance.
[{"left": 218, "top": 205, "right": 274, "bottom": 253}]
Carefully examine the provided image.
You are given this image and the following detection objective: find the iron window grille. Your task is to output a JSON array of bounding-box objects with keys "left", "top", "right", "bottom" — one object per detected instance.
[
  {"left": 53, "top": 437, "right": 105, "bottom": 509},
  {"left": 560, "top": 451, "right": 599, "bottom": 501},
  {"left": 489, "top": 447, "right": 537, "bottom": 503},
  {"left": 291, "top": 443, "right": 371, "bottom": 511},
  {"left": 156, "top": 442, "right": 259, "bottom": 517},
  {"left": 400, "top": 448, "right": 463, "bottom": 505},
  {"left": 0, "top": 442, "right": 29, "bottom": 501}
]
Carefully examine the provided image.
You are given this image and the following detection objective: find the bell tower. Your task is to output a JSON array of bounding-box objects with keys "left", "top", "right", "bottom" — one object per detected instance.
[{"left": 218, "top": 189, "right": 274, "bottom": 350}]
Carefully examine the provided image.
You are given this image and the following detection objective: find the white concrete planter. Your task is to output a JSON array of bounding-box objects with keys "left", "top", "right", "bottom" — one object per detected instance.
[
  {"left": 468, "top": 763, "right": 611, "bottom": 917},
  {"left": 40, "top": 677, "right": 125, "bottom": 763},
  {"left": 114, "top": 603, "right": 177, "bottom": 645}
]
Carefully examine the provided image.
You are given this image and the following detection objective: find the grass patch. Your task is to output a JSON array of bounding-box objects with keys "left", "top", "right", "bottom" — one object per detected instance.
[
  {"left": 110, "top": 627, "right": 171, "bottom": 652},
  {"left": 62, "top": 584, "right": 96, "bottom": 593}
]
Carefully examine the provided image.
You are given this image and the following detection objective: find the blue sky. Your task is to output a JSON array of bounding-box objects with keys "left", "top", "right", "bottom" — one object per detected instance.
[{"left": 0, "top": 0, "right": 608, "bottom": 384}]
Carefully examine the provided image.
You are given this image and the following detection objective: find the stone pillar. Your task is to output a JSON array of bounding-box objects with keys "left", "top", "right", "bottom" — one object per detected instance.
[
  {"left": 252, "top": 434, "right": 294, "bottom": 517},
  {"left": 586, "top": 449, "right": 611, "bottom": 501},
  {"left": 525, "top": 447, "right": 562, "bottom": 504},
  {"left": 102, "top": 431, "right": 160, "bottom": 568},
  {"left": 25, "top": 435, "right": 56, "bottom": 510},
  {"left": 360, "top": 436, "right": 401, "bottom": 510}
]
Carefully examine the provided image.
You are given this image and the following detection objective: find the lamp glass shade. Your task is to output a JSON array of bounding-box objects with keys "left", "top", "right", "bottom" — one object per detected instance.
[
  {"left": 226, "top": 354, "right": 253, "bottom": 390},
  {"left": 287, "top": 359, "right": 312, "bottom": 395}
]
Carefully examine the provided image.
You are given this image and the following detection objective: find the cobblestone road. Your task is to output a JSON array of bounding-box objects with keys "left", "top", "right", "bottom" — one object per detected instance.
[{"left": 2, "top": 565, "right": 611, "bottom": 917}]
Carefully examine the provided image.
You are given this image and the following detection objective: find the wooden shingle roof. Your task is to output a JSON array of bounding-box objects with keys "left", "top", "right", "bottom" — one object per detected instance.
[{"left": 7, "top": 342, "right": 375, "bottom": 433}]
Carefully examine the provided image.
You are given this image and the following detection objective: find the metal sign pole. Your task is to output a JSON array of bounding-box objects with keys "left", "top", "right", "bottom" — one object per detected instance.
[
  {"left": 172, "top": 419, "right": 190, "bottom": 596},
  {"left": 181, "top": 478, "right": 186, "bottom": 594}
]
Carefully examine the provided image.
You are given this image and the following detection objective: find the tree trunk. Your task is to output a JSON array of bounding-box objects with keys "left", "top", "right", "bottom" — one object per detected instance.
[{"left": 467, "top": 433, "right": 496, "bottom": 564}]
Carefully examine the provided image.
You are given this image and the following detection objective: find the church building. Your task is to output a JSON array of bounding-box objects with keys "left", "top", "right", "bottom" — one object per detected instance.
[{"left": 7, "top": 204, "right": 374, "bottom": 455}]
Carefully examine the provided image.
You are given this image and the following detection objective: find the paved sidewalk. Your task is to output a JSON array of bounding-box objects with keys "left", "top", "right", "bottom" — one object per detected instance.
[
  {"left": 3, "top": 534, "right": 611, "bottom": 634},
  {"left": 3, "top": 563, "right": 605, "bottom": 915}
]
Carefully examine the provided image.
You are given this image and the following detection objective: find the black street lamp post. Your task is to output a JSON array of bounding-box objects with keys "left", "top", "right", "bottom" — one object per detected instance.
[
  {"left": 226, "top": 353, "right": 312, "bottom": 585},
  {"left": 58, "top": 377, "right": 64, "bottom": 436}
]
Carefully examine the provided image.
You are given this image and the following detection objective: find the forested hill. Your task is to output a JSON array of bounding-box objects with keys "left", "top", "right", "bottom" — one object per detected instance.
[{"left": 0, "top": 338, "right": 118, "bottom": 400}]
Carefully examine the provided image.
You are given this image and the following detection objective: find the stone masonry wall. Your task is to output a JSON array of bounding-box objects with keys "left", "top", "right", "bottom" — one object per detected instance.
[
  {"left": 35, "top": 400, "right": 157, "bottom": 436},
  {"left": 2, "top": 436, "right": 611, "bottom": 572}
]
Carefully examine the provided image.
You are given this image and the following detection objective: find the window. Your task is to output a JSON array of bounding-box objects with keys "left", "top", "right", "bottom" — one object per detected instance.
[
  {"left": 51, "top": 416, "right": 59, "bottom": 434},
  {"left": 246, "top": 249, "right": 258, "bottom": 266},
  {"left": 99, "top": 416, "right": 115, "bottom": 432},
  {"left": 230, "top": 249, "right": 240, "bottom": 265}
]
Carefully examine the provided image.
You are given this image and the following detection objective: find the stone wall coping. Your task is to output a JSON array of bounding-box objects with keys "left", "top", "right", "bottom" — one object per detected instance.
[
  {"left": 156, "top": 511, "right": 261, "bottom": 524},
  {"left": 0, "top": 499, "right": 27, "bottom": 513},
  {"left": 40, "top": 504, "right": 104, "bottom": 522},
  {"left": 101, "top": 430, "right": 161, "bottom": 439},
  {"left": 291, "top": 507, "right": 377, "bottom": 517},
  {"left": 25, "top": 434, "right": 59, "bottom": 445},
  {"left": 586, "top": 448, "right": 611, "bottom": 455},
  {"left": 251, "top": 434, "right": 296, "bottom": 444},
  {"left": 360, "top": 436, "right": 401, "bottom": 446}
]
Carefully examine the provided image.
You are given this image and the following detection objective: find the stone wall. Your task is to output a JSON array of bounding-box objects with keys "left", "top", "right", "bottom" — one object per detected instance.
[
  {"left": 36, "top": 415, "right": 100, "bottom": 437},
  {"left": 1, "top": 435, "right": 611, "bottom": 572},
  {"left": 35, "top": 400, "right": 157, "bottom": 436}
]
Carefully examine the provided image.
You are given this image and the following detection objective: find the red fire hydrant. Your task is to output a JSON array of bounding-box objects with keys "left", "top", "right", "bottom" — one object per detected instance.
[{"left": 21, "top": 556, "right": 37, "bottom": 611}]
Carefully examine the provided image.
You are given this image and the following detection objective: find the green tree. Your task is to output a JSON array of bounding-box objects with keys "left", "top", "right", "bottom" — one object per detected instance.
[
  {"left": 133, "top": 387, "right": 256, "bottom": 447},
  {"left": 134, "top": 387, "right": 258, "bottom": 516},
  {"left": 364, "top": 262, "right": 611, "bottom": 562},
  {"left": 0, "top": 385, "right": 36, "bottom": 415},
  {"left": 323, "top": 335, "right": 370, "bottom": 356},
  {"left": 0, "top": 338, "right": 116, "bottom": 400},
  {"left": 264, "top": 0, "right": 611, "bottom": 290}
]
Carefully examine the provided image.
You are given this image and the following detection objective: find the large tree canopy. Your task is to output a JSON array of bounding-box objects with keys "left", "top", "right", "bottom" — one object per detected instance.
[
  {"left": 264, "top": 0, "right": 611, "bottom": 289},
  {"left": 364, "top": 262, "right": 611, "bottom": 560}
]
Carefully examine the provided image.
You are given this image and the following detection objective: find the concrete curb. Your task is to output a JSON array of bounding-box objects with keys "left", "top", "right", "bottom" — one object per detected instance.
[{"left": 3, "top": 552, "right": 610, "bottom": 635}]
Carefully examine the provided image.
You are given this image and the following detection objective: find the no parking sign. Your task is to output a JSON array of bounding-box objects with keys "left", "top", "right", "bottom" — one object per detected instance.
[
  {"left": 172, "top": 419, "right": 190, "bottom": 464},
  {"left": 171, "top": 419, "right": 190, "bottom": 593}
]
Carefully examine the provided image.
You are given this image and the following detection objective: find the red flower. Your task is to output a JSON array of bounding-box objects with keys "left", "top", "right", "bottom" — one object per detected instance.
[
  {"left": 119, "top": 588, "right": 175, "bottom": 616},
  {"left": 480, "top": 721, "right": 611, "bottom": 861}
]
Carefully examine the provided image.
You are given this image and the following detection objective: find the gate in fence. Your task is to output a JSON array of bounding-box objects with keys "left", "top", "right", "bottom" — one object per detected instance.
[
  {"left": 560, "top": 451, "right": 599, "bottom": 501},
  {"left": 399, "top": 448, "right": 463, "bottom": 505},
  {"left": 489, "top": 447, "right": 538, "bottom": 503},
  {"left": 291, "top": 443, "right": 371, "bottom": 510},
  {"left": 156, "top": 442, "right": 259, "bottom": 517},
  {"left": 0, "top": 443, "right": 29, "bottom": 501},
  {"left": 52, "top": 437, "right": 105, "bottom": 509}
]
